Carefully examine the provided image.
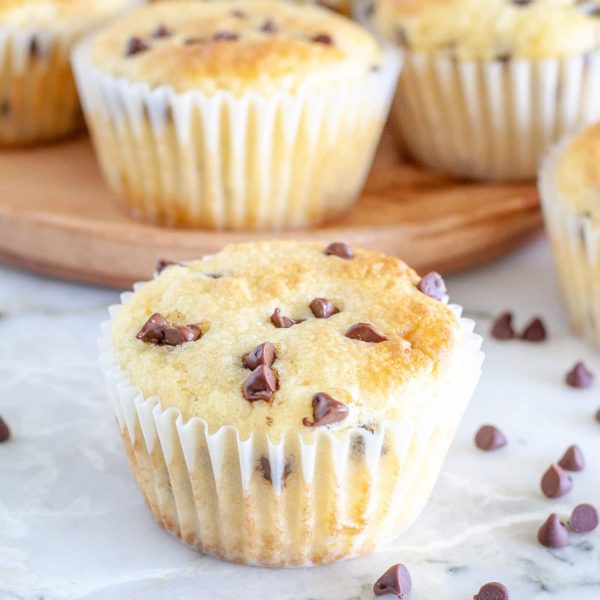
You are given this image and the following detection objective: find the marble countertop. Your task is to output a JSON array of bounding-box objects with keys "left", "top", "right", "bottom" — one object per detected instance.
[{"left": 1, "top": 239, "right": 599, "bottom": 600}]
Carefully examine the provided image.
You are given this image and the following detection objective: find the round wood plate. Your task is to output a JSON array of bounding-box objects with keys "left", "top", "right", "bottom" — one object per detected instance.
[{"left": 0, "top": 130, "right": 542, "bottom": 289}]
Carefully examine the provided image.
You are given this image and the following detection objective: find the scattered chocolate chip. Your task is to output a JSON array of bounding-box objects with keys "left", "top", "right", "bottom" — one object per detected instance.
[
  {"left": 260, "top": 19, "right": 278, "bottom": 34},
  {"left": 156, "top": 259, "right": 178, "bottom": 274},
  {"left": 417, "top": 272, "right": 447, "bottom": 300},
  {"left": 184, "top": 37, "right": 205, "bottom": 45},
  {"left": 595, "top": 408, "right": 600, "bottom": 423},
  {"left": 214, "top": 31, "right": 239, "bottom": 41},
  {"left": 538, "top": 513, "right": 569, "bottom": 548},
  {"left": 345, "top": 323, "right": 387, "bottom": 343},
  {"left": 243, "top": 365, "right": 278, "bottom": 402},
  {"left": 566, "top": 361, "right": 594, "bottom": 388},
  {"left": 474, "top": 582, "right": 510, "bottom": 600},
  {"left": 373, "top": 563, "right": 412, "bottom": 598},
  {"left": 258, "top": 456, "right": 292, "bottom": 483},
  {"left": 309, "top": 298, "right": 339, "bottom": 319},
  {"left": 303, "top": 392, "right": 348, "bottom": 427},
  {"left": 541, "top": 464, "right": 573, "bottom": 499},
  {"left": 0, "top": 99, "right": 10, "bottom": 117},
  {"left": 126, "top": 36, "right": 150, "bottom": 56},
  {"left": 491, "top": 312, "right": 514, "bottom": 340},
  {"left": 311, "top": 33, "right": 333, "bottom": 45},
  {"left": 569, "top": 503, "right": 599, "bottom": 534},
  {"left": 243, "top": 342, "right": 275, "bottom": 370},
  {"left": 204, "top": 273, "right": 222, "bottom": 279},
  {"left": 474, "top": 425, "right": 507, "bottom": 451},
  {"left": 152, "top": 25, "right": 171, "bottom": 38},
  {"left": 558, "top": 445, "right": 585, "bottom": 472},
  {"left": 136, "top": 313, "right": 201, "bottom": 346},
  {"left": 271, "top": 308, "right": 304, "bottom": 328},
  {"left": 496, "top": 52, "right": 511, "bottom": 62},
  {"left": 512, "top": 0, "right": 534, "bottom": 5},
  {"left": 29, "top": 37, "right": 39, "bottom": 58},
  {"left": 0, "top": 416, "right": 10, "bottom": 443},
  {"left": 395, "top": 28, "right": 409, "bottom": 48},
  {"left": 231, "top": 9, "right": 246, "bottom": 18},
  {"left": 324, "top": 242, "right": 353, "bottom": 259},
  {"left": 520, "top": 317, "right": 547, "bottom": 342}
]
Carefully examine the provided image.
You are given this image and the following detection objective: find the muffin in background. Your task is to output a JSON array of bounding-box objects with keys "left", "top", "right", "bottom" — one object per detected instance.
[
  {"left": 149, "top": 0, "right": 354, "bottom": 18},
  {"left": 0, "top": 0, "right": 137, "bottom": 146},
  {"left": 370, "top": 0, "right": 600, "bottom": 181},
  {"left": 72, "top": 0, "right": 398, "bottom": 230},
  {"left": 539, "top": 123, "right": 600, "bottom": 348},
  {"left": 99, "top": 241, "right": 483, "bottom": 566}
]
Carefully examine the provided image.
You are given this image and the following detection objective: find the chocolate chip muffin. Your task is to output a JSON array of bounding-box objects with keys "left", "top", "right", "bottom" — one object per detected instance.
[
  {"left": 100, "top": 241, "right": 483, "bottom": 566},
  {"left": 0, "top": 0, "right": 136, "bottom": 145},
  {"left": 73, "top": 0, "right": 398, "bottom": 230},
  {"left": 539, "top": 122, "right": 600, "bottom": 348},
  {"left": 369, "top": 0, "right": 600, "bottom": 181}
]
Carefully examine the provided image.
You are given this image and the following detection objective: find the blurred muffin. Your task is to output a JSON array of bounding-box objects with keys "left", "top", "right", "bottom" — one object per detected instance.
[
  {"left": 370, "top": 0, "right": 600, "bottom": 181},
  {"left": 540, "top": 123, "right": 600, "bottom": 347},
  {"left": 99, "top": 241, "right": 483, "bottom": 566},
  {"left": 72, "top": 0, "right": 398, "bottom": 230},
  {"left": 0, "top": 0, "right": 136, "bottom": 145}
]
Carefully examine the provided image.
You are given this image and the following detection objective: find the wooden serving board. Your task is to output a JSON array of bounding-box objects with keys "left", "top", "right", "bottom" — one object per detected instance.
[{"left": 0, "top": 130, "right": 542, "bottom": 289}]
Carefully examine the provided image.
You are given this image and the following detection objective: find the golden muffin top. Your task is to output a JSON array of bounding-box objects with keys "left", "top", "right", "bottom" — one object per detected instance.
[
  {"left": 373, "top": 0, "right": 600, "bottom": 60},
  {"left": 111, "top": 241, "right": 464, "bottom": 438},
  {"left": 553, "top": 123, "right": 600, "bottom": 220},
  {"left": 87, "top": 0, "right": 382, "bottom": 94},
  {"left": 0, "top": 0, "right": 134, "bottom": 28}
]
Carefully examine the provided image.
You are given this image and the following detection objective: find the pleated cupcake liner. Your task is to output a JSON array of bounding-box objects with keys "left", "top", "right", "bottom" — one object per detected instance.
[
  {"left": 539, "top": 132, "right": 600, "bottom": 348},
  {"left": 98, "top": 278, "right": 483, "bottom": 566},
  {"left": 72, "top": 38, "right": 401, "bottom": 230},
  {"left": 393, "top": 51, "right": 600, "bottom": 181}
]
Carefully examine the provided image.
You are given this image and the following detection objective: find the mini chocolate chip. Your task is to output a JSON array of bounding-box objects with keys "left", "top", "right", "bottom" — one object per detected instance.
[
  {"left": 538, "top": 513, "right": 569, "bottom": 548},
  {"left": 243, "top": 365, "right": 278, "bottom": 402},
  {"left": 312, "top": 33, "right": 333, "bottom": 45},
  {"left": 324, "top": 242, "right": 353, "bottom": 259},
  {"left": 156, "top": 259, "right": 179, "bottom": 274},
  {"left": 595, "top": 408, "right": 600, "bottom": 423},
  {"left": 569, "top": 503, "right": 599, "bottom": 533},
  {"left": 136, "top": 313, "right": 201, "bottom": 346},
  {"left": 309, "top": 298, "right": 339, "bottom": 319},
  {"left": 474, "top": 582, "right": 510, "bottom": 600},
  {"left": 231, "top": 9, "right": 247, "bottom": 18},
  {"left": 126, "top": 36, "right": 150, "bottom": 56},
  {"left": 0, "top": 416, "right": 10, "bottom": 443},
  {"left": 558, "top": 445, "right": 585, "bottom": 472},
  {"left": 520, "top": 317, "right": 547, "bottom": 342},
  {"left": 204, "top": 273, "right": 222, "bottom": 279},
  {"left": 214, "top": 31, "right": 239, "bottom": 41},
  {"left": 474, "top": 425, "right": 507, "bottom": 451},
  {"left": 541, "top": 464, "right": 573, "bottom": 499},
  {"left": 152, "top": 25, "right": 171, "bottom": 38},
  {"left": 184, "top": 37, "right": 205, "bottom": 45},
  {"left": 260, "top": 19, "right": 278, "bottom": 33},
  {"left": 395, "top": 28, "right": 409, "bottom": 48},
  {"left": 491, "top": 312, "right": 514, "bottom": 340},
  {"left": 29, "top": 37, "right": 39, "bottom": 58},
  {"left": 417, "top": 271, "right": 447, "bottom": 300},
  {"left": 271, "top": 308, "right": 304, "bottom": 328},
  {"left": 258, "top": 456, "right": 292, "bottom": 483},
  {"left": 513, "top": 0, "right": 534, "bottom": 5},
  {"left": 566, "top": 361, "right": 594, "bottom": 388},
  {"left": 243, "top": 342, "right": 276, "bottom": 370},
  {"left": 303, "top": 392, "right": 348, "bottom": 427},
  {"left": 0, "top": 99, "right": 10, "bottom": 116},
  {"left": 345, "top": 323, "right": 387, "bottom": 343},
  {"left": 373, "top": 563, "right": 412, "bottom": 598},
  {"left": 496, "top": 52, "right": 511, "bottom": 62}
]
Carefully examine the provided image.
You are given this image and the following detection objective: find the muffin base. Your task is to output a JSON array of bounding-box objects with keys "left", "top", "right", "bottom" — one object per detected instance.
[
  {"left": 539, "top": 134, "right": 600, "bottom": 347},
  {"left": 73, "top": 41, "right": 400, "bottom": 231},
  {"left": 99, "top": 284, "right": 483, "bottom": 566},
  {"left": 394, "top": 51, "right": 600, "bottom": 181}
]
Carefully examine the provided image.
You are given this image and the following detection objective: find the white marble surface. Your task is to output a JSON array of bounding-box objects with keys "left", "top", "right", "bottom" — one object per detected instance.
[{"left": 0, "top": 239, "right": 599, "bottom": 600}]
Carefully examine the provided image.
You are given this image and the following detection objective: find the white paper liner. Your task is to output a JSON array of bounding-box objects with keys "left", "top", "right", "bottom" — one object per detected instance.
[
  {"left": 538, "top": 131, "right": 600, "bottom": 347},
  {"left": 98, "top": 279, "right": 483, "bottom": 567},
  {"left": 72, "top": 38, "right": 400, "bottom": 230},
  {"left": 389, "top": 50, "right": 600, "bottom": 182}
]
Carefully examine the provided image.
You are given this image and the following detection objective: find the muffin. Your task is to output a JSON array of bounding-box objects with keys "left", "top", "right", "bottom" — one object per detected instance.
[
  {"left": 539, "top": 123, "right": 600, "bottom": 348},
  {"left": 150, "top": 0, "right": 354, "bottom": 18},
  {"left": 0, "top": 0, "right": 137, "bottom": 145},
  {"left": 72, "top": 1, "right": 399, "bottom": 230},
  {"left": 99, "top": 241, "right": 484, "bottom": 566},
  {"left": 370, "top": 0, "right": 600, "bottom": 181}
]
